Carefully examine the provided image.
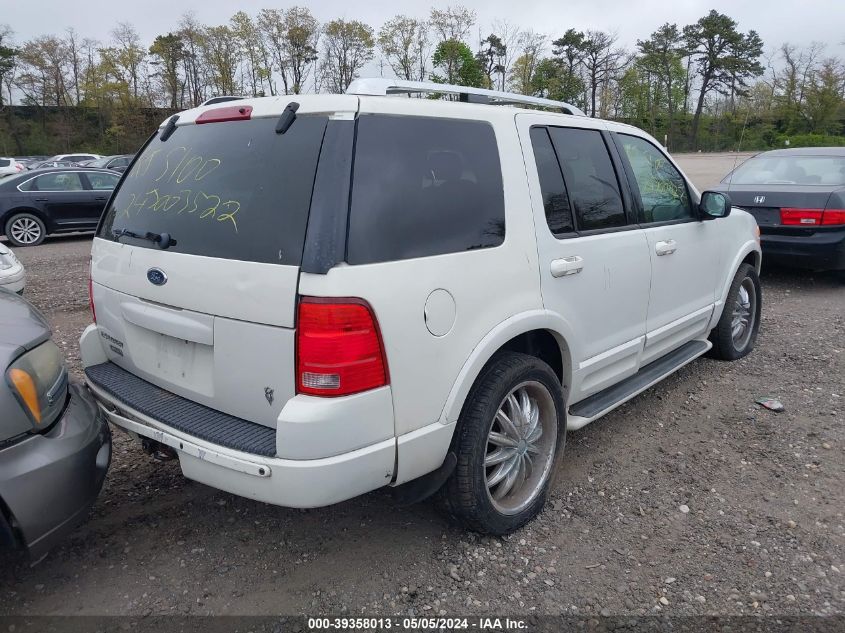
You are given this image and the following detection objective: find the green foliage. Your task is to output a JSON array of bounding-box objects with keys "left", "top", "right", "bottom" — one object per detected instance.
[{"left": 431, "top": 39, "right": 484, "bottom": 87}]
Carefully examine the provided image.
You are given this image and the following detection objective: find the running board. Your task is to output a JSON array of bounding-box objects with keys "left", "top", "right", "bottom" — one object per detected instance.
[{"left": 567, "top": 340, "right": 711, "bottom": 430}]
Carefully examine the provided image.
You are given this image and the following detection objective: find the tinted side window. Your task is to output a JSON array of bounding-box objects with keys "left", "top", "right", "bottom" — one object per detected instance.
[
  {"left": 348, "top": 115, "right": 505, "bottom": 264},
  {"left": 86, "top": 172, "right": 120, "bottom": 190},
  {"left": 33, "top": 172, "right": 84, "bottom": 191},
  {"left": 618, "top": 134, "right": 692, "bottom": 223},
  {"left": 0, "top": 159, "right": 9, "bottom": 167},
  {"left": 529, "top": 127, "right": 574, "bottom": 235},
  {"left": 548, "top": 127, "right": 626, "bottom": 231}
]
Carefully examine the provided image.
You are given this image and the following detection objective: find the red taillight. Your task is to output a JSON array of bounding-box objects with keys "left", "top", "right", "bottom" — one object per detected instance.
[
  {"left": 780, "top": 208, "right": 823, "bottom": 225},
  {"left": 196, "top": 105, "right": 252, "bottom": 124},
  {"left": 88, "top": 273, "right": 96, "bottom": 324},
  {"left": 296, "top": 297, "right": 388, "bottom": 397},
  {"left": 821, "top": 209, "right": 845, "bottom": 225}
]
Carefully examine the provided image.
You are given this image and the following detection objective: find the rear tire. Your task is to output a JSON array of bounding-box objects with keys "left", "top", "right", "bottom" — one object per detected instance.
[
  {"left": 5, "top": 213, "right": 46, "bottom": 247},
  {"left": 709, "top": 263, "right": 761, "bottom": 360},
  {"left": 438, "top": 352, "right": 565, "bottom": 535}
]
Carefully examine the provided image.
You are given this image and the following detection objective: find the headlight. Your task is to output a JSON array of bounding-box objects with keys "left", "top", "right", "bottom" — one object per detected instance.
[
  {"left": 6, "top": 341, "right": 68, "bottom": 430},
  {"left": 0, "top": 253, "right": 13, "bottom": 270}
]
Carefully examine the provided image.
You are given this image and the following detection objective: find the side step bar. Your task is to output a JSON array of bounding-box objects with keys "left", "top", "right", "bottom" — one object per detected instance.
[{"left": 567, "top": 340, "right": 711, "bottom": 430}]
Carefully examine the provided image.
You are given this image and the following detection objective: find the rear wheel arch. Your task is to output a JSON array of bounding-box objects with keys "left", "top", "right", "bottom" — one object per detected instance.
[{"left": 441, "top": 313, "right": 575, "bottom": 427}]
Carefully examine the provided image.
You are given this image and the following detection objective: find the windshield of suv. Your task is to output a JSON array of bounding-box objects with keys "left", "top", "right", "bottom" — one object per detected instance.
[
  {"left": 98, "top": 115, "right": 328, "bottom": 265},
  {"left": 727, "top": 155, "right": 845, "bottom": 186}
]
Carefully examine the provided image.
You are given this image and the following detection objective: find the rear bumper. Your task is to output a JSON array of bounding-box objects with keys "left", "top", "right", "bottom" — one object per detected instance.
[
  {"left": 0, "top": 384, "right": 111, "bottom": 560},
  {"left": 86, "top": 385, "right": 395, "bottom": 508},
  {"left": 760, "top": 227, "right": 845, "bottom": 271}
]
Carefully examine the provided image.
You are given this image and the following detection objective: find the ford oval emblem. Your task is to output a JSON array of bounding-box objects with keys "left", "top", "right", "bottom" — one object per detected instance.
[{"left": 147, "top": 268, "right": 167, "bottom": 286}]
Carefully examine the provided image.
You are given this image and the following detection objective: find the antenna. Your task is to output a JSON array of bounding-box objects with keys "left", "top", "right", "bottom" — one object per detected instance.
[{"left": 728, "top": 108, "right": 751, "bottom": 187}]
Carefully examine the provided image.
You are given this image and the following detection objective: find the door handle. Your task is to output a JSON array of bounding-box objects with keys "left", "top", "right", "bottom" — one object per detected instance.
[
  {"left": 550, "top": 256, "right": 584, "bottom": 277},
  {"left": 34, "top": 197, "right": 49, "bottom": 202},
  {"left": 655, "top": 240, "right": 677, "bottom": 256},
  {"left": 95, "top": 196, "right": 108, "bottom": 201}
]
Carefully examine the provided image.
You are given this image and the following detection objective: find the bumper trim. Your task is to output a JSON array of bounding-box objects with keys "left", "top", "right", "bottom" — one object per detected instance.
[{"left": 95, "top": 400, "right": 271, "bottom": 478}]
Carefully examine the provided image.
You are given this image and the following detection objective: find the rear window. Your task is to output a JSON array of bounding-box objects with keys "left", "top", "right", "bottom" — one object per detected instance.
[
  {"left": 99, "top": 116, "right": 328, "bottom": 265},
  {"left": 728, "top": 155, "right": 845, "bottom": 186},
  {"left": 347, "top": 114, "right": 505, "bottom": 264}
]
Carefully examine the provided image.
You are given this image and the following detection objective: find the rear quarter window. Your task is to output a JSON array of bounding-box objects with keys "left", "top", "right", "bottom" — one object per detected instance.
[
  {"left": 98, "top": 116, "right": 328, "bottom": 265},
  {"left": 347, "top": 114, "right": 505, "bottom": 264}
]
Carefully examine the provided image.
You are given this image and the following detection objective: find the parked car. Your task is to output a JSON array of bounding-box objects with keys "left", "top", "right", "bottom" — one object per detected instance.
[
  {"left": 84, "top": 154, "right": 134, "bottom": 173},
  {"left": 45, "top": 153, "right": 102, "bottom": 164},
  {"left": 0, "top": 291, "right": 111, "bottom": 561},
  {"left": 80, "top": 79, "right": 762, "bottom": 535},
  {"left": 718, "top": 147, "right": 845, "bottom": 274},
  {"left": 0, "top": 243, "right": 25, "bottom": 294},
  {"left": 1, "top": 168, "right": 120, "bottom": 246},
  {"left": 29, "top": 160, "right": 79, "bottom": 170},
  {"left": 0, "top": 158, "right": 25, "bottom": 178}
]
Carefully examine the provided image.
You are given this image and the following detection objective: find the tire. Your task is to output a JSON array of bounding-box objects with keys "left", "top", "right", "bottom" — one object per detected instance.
[
  {"left": 438, "top": 352, "right": 565, "bottom": 535},
  {"left": 709, "top": 263, "right": 761, "bottom": 360},
  {"left": 4, "top": 213, "right": 46, "bottom": 247}
]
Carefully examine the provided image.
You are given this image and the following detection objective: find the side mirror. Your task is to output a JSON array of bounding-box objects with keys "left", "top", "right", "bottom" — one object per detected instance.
[{"left": 699, "top": 191, "right": 732, "bottom": 220}]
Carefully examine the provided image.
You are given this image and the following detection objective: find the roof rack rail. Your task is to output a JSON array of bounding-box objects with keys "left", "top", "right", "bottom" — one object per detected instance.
[
  {"left": 346, "top": 78, "right": 586, "bottom": 116},
  {"left": 201, "top": 95, "right": 244, "bottom": 106}
]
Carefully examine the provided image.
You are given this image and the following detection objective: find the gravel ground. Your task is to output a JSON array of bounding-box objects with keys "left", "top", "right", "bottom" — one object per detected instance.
[{"left": 1, "top": 200, "right": 843, "bottom": 618}]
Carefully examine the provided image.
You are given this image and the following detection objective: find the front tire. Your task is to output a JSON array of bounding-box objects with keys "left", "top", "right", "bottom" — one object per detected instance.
[
  {"left": 709, "top": 263, "right": 761, "bottom": 360},
  {"left": 439, "top": 352, "right": 565, "bottom": 535},
  {"left": 5, "top": 213, "right": 46, "bottom": 247}
]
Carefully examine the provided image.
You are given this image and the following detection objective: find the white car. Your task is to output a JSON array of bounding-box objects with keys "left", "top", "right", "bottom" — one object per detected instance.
[
  {"left": 0, "top": 243, "right": 25, "bottom": 294},
  {"left": 0, "top": 158, "right": 24, "bottom": 179},
  {"left": 48, "top": 153, "right": 102, "bottom": 163},
  {"left": 80, "top": 79, "right": 762, "bottom": 534}
]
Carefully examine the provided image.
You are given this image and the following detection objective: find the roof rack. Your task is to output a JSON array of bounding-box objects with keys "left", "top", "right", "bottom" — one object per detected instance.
[
  {"left": 346, "top": 77, "right": 586, "bottom": 116},
  {"left": 201, "top": 95, "right": 244, "bottom": 106}
]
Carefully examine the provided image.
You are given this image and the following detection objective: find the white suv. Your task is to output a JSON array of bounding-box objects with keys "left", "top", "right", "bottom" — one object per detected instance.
[{"left": 80, "top": 79, "right": 762, "bottom": 534}]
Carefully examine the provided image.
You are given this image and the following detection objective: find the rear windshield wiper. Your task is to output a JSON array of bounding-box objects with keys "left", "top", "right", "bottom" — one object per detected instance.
[{"left": 113, "top": 229, "right": 177, "bottom": 250}]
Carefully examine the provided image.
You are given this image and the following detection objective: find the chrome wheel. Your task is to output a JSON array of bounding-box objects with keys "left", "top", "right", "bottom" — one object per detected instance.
[
  {"left": 484, "top": 381, "right": 557, "bottom": 515},
  {"left": 731, "top": 277, "right": 757, "bottom": 350},
  {"left": 9, "top": 216, "right": 42, "bottom": 245}
]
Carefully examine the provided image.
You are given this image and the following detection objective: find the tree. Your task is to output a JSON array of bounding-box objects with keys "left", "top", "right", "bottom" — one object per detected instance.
[
  {"left": 476, "top": 34, "right": 506, "bottom": 89},
  {"left": 321, "top": 19, "right": 374, "bottom": 94},
  {"left": 200, "top": 25, "right": 240, "bottom": 96},
  {"left": 431, "top": 39, "right": 483, "bottom": 87},
  {"left": 107, "top": 23, "right": 146, "bottom": 101},
  {"left": 378, "top": 15, "right": 430, "bottom": 82},
  {"left": 683, "top": 10, "right": 764, "bottom": 148},
  {"left": 149, "top": 33, "right": 184, "bottom": 108},
  {"left": 489, "top": 20, "right": 522, "bottom": 91},
  {"left": 803, "top": 58, "right": 845, "bottom": 133},
  {"left": 429, "top": 6, "right": 476, "bottom": 45},
  {"left": 637, "top": 23, "right": 686, "bottom": 147},
  {"left": 580, "top": 30, "right": 628, "bottom": 117},
  {"left": 507, "top": 30, "right": 545, "bottom": 95},
  {"left": 230, "top": 11, "right": 266, "bottom": 97},
  {"left": 258, "top": 7, "right": 319, "bottom": 95},
  {"left": 0, "top": 25, "right": 17, "bottom": 106},
  {"left": 178, "top": 12, "right": 209, "bottom": 107}
]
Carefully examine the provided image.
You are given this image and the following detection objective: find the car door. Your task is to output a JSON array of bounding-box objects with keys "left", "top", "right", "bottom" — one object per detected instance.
[
  {"left": 612, "top": 132, "right": 723, "bottom": 364},
  {"left": 80, "top": 171, "right": 120, "bottom": 227},
  {"left": 517, "top": 114, "right": 651, "bottom": 403},
  {"left": 23, "top": 172, "right": 89, "bottom": 229}
]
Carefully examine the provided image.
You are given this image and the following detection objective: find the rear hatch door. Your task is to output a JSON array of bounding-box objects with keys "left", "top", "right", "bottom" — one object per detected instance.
[{"left": 91, "top": 96, "right": 357, "bottom": 427}]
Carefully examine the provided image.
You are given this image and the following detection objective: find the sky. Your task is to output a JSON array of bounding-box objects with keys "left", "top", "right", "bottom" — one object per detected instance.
[{"left": 7, "top": 0, "right": 845, "bottom": 68}]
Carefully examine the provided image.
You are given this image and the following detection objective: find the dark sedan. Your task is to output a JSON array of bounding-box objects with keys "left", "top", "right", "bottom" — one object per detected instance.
[
  {"left": 0, "top": 167, "right": 120, "bottom": 247},
  {"left": 718, "top": 147, "right": 845, "bottom": 274},
  {"left": 0, "top": 290, "right": 111, "bottom": 561}
]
